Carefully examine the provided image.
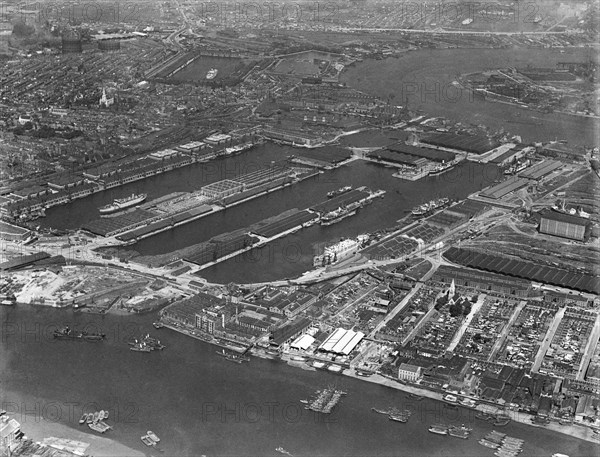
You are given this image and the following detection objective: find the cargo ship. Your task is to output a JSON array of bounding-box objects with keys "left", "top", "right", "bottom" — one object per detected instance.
[
  {"left": 206, "top": 68, "right": 218, "bottom": 80},
  {"left": 99, "top": 193, "right": 147, "bottom": 214},
  {"left": 327, "top": 186, "right": 352, "bottom": 198},
  {"left": 411, "top": 197, "right": 450, "bottom": 217},
  {"left": 225, "top": 143, "right": 254, "bottom": 155},
  {"left": 313, "top": 235, "right": 369, "bottom": 267}
]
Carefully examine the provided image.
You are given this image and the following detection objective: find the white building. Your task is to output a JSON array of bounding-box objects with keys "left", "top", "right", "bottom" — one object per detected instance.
[
  {"left": 398, "top": 363, "right": 422, "bottom": 382},
  {"left": 0, "top": 416, "right": 21, "bottom": 452}
]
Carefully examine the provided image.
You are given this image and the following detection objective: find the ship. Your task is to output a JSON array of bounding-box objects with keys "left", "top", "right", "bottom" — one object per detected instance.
[
  {"left": 448, "top": 425, "right": 472, "bottom": 439},
  {"left": 411, "top": 197, "right": 450, "bottom": 217},
  {"left": 53, "top": 326, "right": 105, "bottom": 341},
  {"left": 504, "top": 161, "right": 529, "bottom": 175},
  {"left": 429, "top": 162, "right": 455, "bottom": 176},
  {"left": 99, "top": 193, "right": 147, "bottom": 214},
  {"left": 206, "top": 68, "right": 218, "bottom": 80},
  {"left": 327, "top": 186, "right": 352, "bottom": 198},
  {"left": 313, "top": 235, "right": 368, "bottom": 267},
  {"left": 443, "top": 394, "right": 459, "bottom": 405},
  {"left": 428, "top": 424, "right": 449, "bottom": 435},
  {"left": 225, "top": 143, "right": 254, "bottom": 155},
  {"left": 320, "top": 207, "right": 358, "bottom": 226}
]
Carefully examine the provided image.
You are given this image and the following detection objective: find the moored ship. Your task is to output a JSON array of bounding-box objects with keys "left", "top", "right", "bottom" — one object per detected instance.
[
  {"left": 429, "top": 162, "right": 455, "bottom": 176},
  {"left": 327, "top": 186, "right": 352, "bottom": 198},
  {"left": 225, "top": 142, "right": 255, "bottom": 155},
  {"left": 99, "top": 193, "right": 147, "bottom": 214},
  {"left": 411, "top": 197, "right": 450, "bottom": 217}
]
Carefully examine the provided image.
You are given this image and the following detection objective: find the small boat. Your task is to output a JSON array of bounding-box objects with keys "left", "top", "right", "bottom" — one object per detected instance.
[
  {"left": 276, "top": 447, "right": 293, "bottom": 456},
  {"left": 479, "top": 439, "right": 500, "bottom": 449},
  {"left": 389, "top": 414, "right": 408, "bottom": 423},
  {"left": 86, "top": 413, "right": 93, "bottom": 424},
  {"left": 93, "top": 411, "right": 100, "bottom": 423},
  {"left": 99, "top": 410, "right": 106, "bottom": 420},
  {"left": 79, "top": 414, "right": 87, "bottom": 425},
  {"left": 103, "top": 410, "right": 109, "bottom": 420},
  {"left": 147, "top": 431, "right": 160, "bottom": 443},
  {"left": 153, "top": 322, "right": 164, "bottom": 329},
  {"left": 299, "top": 400, "right": 309, "bottom": 404}
]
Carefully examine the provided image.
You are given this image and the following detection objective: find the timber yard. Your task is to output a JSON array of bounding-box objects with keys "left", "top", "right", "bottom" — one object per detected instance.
[{"left": 1, "top": 1, "right": 600, "bottom": 457}]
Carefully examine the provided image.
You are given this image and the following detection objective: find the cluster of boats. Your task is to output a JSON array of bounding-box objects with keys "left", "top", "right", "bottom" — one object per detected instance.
[
  {"left": 302, "top": 386, "right": 347, "bottom": 414},
  {"left": 411, "top": 197, "right": 450, "bottom": 217},
  {"left": 99, "top": 193, "right": 147, "bottom": 215},
  {"left": 141, "top": 431, "right": 161, "bottom": 447},
  {"left": 479, "top": 431, "right": 525, "bottom": 457},
  {"left": 428, "top": 424, "right": 473, "bottom": 439},
  {"left": 79, "top": 410, "right": 111, "bottom": 433},
  {"left": 129, "top": 334, "right": 165, "bottom": 352},
  {"left": 372, "top": 406, "right": 412, "bottom": 423},
  {"left": 53, "top": 326, "right": 106, "bottom": 342}
]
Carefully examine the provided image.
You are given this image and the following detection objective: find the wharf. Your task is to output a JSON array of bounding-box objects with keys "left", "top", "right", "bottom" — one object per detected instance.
[
  {"left": 102, "top": 167, "right": 320, "bottom": 244},
  {"left": 393, "top": 169, "right": 431, "bottom": 181}
]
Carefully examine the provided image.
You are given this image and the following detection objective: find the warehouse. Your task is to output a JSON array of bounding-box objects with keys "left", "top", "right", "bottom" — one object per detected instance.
[
  {"left": 539, "top": 210, "right": 590, "bottom": 241},
  {"left": 318, "top": 328, "right": 365, "bottom": 355}
]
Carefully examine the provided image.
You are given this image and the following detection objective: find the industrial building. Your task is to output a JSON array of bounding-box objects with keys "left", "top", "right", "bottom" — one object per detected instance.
[
  {"left": 539, "top": 210, "right": 590, "bottom": 241},
  {"left": 0, "top": 221, "right": 31, "bottom": 242},
  {"left": 318, "top": 328, "right": 365, "bottom": 356}
]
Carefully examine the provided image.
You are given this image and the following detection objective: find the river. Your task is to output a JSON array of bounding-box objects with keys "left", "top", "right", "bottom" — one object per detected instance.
[{"left": 1, "top": 305, "right": 596, "bottom": 457}]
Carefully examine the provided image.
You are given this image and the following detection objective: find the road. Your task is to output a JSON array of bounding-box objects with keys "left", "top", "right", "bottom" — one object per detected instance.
[
  {"left": 487, "top": 300, "right": 526, "bottom": 361},
  {"left": 531, "top": 306, "right": 566, "bottom": 373},
  {"left": 446, "top": 293, "right": 486, "bottom": 352},
  {"left": 370, "top": 282, "right": 424, "bottom": 337},
  {"left": 576, "top": 312, "right": 600, "bottom": 381}
]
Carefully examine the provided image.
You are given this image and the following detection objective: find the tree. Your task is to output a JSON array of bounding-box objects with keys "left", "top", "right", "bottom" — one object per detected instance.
[{"left": 462, "top": 302, "right": 472, "bottom": 316}]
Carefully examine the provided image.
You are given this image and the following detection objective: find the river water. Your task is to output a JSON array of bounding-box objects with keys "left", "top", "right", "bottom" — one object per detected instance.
[{"left": 1, "top": 305, "right": 596, "bottom": 457}]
